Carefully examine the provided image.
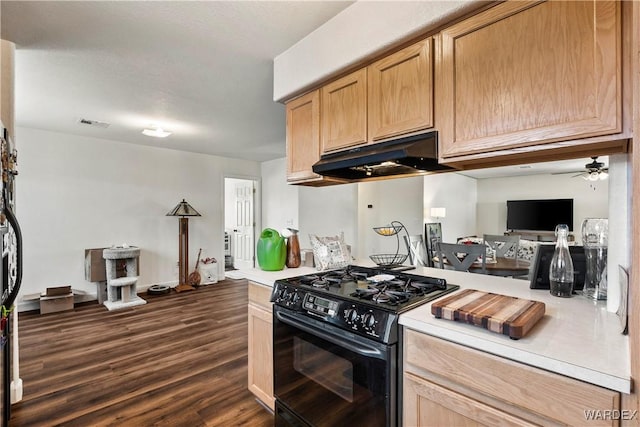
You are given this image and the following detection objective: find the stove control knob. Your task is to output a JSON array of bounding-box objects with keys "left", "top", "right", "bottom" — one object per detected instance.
[
  {"left": 291, "top": 293, "right": 300, "bottom": 303},
  {"left": 362, "top": 313, "right": 376, "bottom": 329},
  {"left": 345, "top": 308, "right": 359, "bottom": 323}
]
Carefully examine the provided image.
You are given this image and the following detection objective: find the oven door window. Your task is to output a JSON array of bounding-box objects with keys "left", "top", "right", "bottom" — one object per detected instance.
[
  {"left": 274, "top": 308, "right": 394, "bottom": 427},
  {"left": 293, "top": 336, "right": 354, "bottom": 402}
]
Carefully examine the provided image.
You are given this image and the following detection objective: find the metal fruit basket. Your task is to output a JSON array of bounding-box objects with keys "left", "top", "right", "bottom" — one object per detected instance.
[
  {"left": 373, "top": 225, "right": 403, "bottom": 236},
  {"left": 369, "top": 253, "right": 408, "bottom": 267},
  {"left": 370, "top": 220, "right": 411, "bottom": 267}
]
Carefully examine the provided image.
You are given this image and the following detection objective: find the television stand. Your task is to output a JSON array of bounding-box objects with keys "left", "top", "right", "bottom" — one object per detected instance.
[{"left": 505, "top": 230, "right": 574, "bottom": 242}]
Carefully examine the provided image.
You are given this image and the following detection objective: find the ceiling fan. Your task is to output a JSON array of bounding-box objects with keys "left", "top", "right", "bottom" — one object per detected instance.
[{"left": 554, "top": 156, "right": 609, "bottom": 181}]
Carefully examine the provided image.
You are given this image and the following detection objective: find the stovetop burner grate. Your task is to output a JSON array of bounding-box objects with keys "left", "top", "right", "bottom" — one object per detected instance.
[
  {"left": 273, "top": 265, "right": 460, "bottom": 345},
  {"left": 348, "top": 276, "right": 447, "bottom": 306},
  {"left": 280, "top": 265, "right": 454, "bottom": 311}
]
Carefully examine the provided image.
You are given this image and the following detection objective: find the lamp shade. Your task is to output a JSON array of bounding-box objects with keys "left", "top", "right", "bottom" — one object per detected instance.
[
  {"left": 166, "top": 199, "right": 201, "bottom": 217},
  {"left": 430, "top": 207, "right": 446, "bottom": 218}
]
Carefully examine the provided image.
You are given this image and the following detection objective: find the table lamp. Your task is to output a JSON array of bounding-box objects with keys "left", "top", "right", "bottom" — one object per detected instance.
[{"left": 430, "top": 207, "right": 446, "bottom": 222}]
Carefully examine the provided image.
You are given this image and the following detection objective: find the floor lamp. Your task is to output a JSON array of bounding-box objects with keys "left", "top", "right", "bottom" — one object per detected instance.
[{"left": 167, "top": 199, "right": 201, "bottom": 293}]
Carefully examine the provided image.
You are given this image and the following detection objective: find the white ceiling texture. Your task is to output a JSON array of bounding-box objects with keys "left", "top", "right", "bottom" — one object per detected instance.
[
  {"left": 0, "top": 1, "right": 353, "bottom": 162},
  {"left": 0, "top": 1, "right": 606, "bottom": 178}
]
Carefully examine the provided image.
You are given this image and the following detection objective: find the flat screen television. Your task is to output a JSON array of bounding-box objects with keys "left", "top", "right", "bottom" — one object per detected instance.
[{"left": 506, "top": 198, "right": 573, "bottom": 231}]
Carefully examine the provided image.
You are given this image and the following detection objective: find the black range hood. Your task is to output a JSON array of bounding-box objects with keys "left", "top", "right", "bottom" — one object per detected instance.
[{"left": 312, "top": 131, "right": 453, "bottom": 180}]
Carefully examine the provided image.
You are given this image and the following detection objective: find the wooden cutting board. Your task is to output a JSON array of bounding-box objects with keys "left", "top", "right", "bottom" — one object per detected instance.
[{"left": 431, "top": 289, "right": 545, "bottom": 340}]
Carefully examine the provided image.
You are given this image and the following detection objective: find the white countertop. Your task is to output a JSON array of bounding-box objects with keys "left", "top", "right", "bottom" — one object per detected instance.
[
  {"left": 398, "top": 266, "right": 630, "bottom": 393},
  {"left": 232, "top": 262, "right": 630, "bottom": 393},
  {"left": 225, "top": 265, "right": 319, "bottom": 287}
]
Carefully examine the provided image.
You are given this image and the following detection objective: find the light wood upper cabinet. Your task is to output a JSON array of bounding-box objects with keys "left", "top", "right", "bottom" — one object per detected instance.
[
  {"left": 321, "top": 68, "right": 367, "bottom": 153},
  {"left": 286, "top": 90, "right": 345, "bottom": 185},
  {"left": 368, "top": 38, "right": 433, "bottom": 141},
  {"left": 437, "top": 0, "right": 621, "bottom": 159},
  {"left": 286, "top": 90, "right": 321, "bottom": 182},
  {"left": 1, "top": 40, "right": 15, "bottom": 140}
]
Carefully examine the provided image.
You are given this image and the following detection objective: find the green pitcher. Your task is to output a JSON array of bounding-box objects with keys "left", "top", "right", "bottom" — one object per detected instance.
[{"left": 256, "top": 228, "right": 286, "bottom": 271}]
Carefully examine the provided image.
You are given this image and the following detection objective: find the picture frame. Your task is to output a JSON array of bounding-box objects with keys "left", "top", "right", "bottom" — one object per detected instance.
[{"left": 424, "top": 222, "right": 443, "bottom": 268}]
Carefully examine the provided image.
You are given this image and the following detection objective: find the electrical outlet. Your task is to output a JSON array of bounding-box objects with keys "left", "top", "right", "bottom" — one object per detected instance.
[{"left": 286, "top": 219, "right": 294, "bottom": 227}]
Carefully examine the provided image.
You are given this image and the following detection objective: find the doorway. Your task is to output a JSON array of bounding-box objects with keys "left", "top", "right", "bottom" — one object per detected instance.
[{"left": 224, "top": 177, "right": 258, "bottom": 271}]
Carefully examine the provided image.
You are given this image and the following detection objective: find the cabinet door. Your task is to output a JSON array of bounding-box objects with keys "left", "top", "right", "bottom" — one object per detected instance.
[
  {"left": 404, "top": 373, "right": 536, "bottom": 427},
  {"left": 368, "top": 38, "right": 433, "bottom": 141},
  {"left": 438, "top": 0, "right": 620, "bottom": 158},
  {"left": 247, "top": 303, "right": 274, "bottom": 410},
  {"left": 405, "top": 330, "right": 620, "bottom": 427},
  {"left": 0, "top": 40, "right": 15, "bottom": 141},
  {"left": 321, "top": 68, "right": 367, "bottom": 153},
  {"left": 286, "top": 90, "right": 321, "bottom": 182}
]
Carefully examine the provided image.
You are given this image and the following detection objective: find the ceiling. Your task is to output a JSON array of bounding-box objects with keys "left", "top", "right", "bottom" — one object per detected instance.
[
  {"left": 457, "top": 156, "right": 609, "bottom": 180},
  {"left": 0, "top": 1, "right": 353, "bottom": 162},
  {"left": 0, "top": 2, "right": 611, "bottom": 178}
]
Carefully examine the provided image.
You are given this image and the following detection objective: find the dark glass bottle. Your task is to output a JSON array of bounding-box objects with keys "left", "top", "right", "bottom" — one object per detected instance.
[
  {"left": 286, "top": 229, "right": 301, "bottom": 268},
  {"left": 549, "top": 224, "right": 574, "bottom": 298}
]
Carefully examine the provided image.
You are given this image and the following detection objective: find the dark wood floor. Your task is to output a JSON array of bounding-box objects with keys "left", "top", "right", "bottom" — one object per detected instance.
[{"left": 11, "top": 279, "right": 274, "bottom": 426}]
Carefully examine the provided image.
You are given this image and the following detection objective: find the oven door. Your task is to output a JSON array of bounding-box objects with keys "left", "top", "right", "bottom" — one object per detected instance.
[{"left": 273, "top": 306, "right": 396, "bottom": 427}]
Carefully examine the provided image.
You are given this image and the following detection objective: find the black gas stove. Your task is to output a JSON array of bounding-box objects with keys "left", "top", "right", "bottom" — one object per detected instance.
[{"left": 271, "top": 265, "right": 459, "bottom": 345}]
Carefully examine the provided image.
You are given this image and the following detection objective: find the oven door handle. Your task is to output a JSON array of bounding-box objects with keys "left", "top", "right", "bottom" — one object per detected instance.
[{"left": 275, "top": 309, "right": 388, "bottom": 360}]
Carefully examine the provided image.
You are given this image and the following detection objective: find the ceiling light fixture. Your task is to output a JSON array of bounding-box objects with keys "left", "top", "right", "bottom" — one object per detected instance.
[
  {"left": 582, "top": 170, "right": 608, "bottom": 181},
  {"left": 142, "top": 126, "right": 172, "bottom": 138}
]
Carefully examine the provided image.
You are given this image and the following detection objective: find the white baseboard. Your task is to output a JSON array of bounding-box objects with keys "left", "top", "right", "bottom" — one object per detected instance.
[
  {"left": 224, "top": 270, "right": 245, "bottom": 280},
  {"left": 137, "top": 280, "right": 178, "bottom": 292},
  {"left": 17, "top": 280, "right": 182, "bottom": 312},
  {"left": 11, "top": 378, "right": 23, "bottom": 403}
]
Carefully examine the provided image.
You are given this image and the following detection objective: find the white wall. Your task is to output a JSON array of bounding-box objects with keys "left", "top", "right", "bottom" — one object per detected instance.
[
  {"left": 476, "top": 174, "right": 609, "bottom": 242},
  {"left": 357, "top": 176, "right": 424, "bottom": 257},
  {"left": 423, "top": 173, "right": 478, "bottom": 243},
  {"left": 17, "top": 127, "right": 260, "bottom": 302},
  {"left": 607, "top": 153, "right": 630, "bottom": 312},
  {"left": 260, "top": 159, "right": 427, "bottom": 261},
  {"left": 261, "top": 158, "right": 299, "bottom": 233},
  {"left": 298, "top": 183, "right": 358, "bottom": 254},
  {"left": 273, "top": 1, "right": 480, "bottom": 101}
]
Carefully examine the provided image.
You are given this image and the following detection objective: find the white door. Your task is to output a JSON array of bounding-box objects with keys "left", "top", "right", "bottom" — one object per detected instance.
[{"left": 233, "top": 180, "right": 255, "bottom": 269}]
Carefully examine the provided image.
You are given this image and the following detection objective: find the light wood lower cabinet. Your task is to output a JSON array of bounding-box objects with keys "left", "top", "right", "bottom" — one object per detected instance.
[
  {"left": 403, "top": 329, "right": 620, "bottom": 427},
  {"left": 404, "top": 372, "right": 536, "bottom": 427},
  {"left": 247, "top": 281, "right": 274, "bottom": 410}
]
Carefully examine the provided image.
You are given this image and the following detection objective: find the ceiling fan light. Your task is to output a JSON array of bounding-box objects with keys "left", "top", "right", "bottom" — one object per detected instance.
[
  {"left": 599, "top": 171, "right": 608, "bottom": 180},
  {"left": 588, "top": 172, "right": 599, "bottom": 181}
]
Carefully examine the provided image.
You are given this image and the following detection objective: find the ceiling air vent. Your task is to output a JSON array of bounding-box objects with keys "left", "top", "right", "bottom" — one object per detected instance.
[{"left": 77, "top": 118, "right": 110, "bottom": 128}]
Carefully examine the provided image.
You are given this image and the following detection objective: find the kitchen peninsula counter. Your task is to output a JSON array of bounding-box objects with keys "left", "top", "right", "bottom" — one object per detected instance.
[
  {"left": 226, "top": 265, "right": 318, "bottom": 287},
  {"left": 399, "top": 266, "right": 631, "bottom": 394},
  {"left": 236, "top": 262, "right": 630, "bottom": 393}
]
